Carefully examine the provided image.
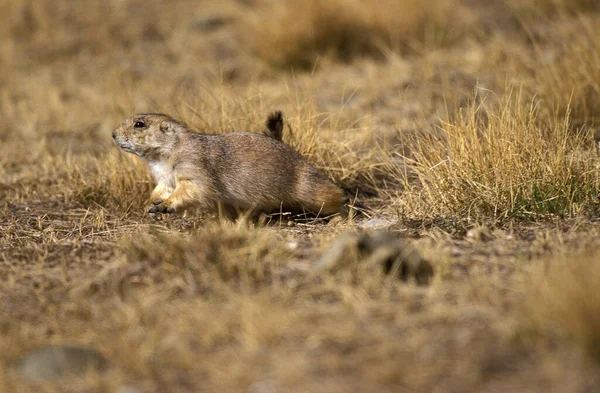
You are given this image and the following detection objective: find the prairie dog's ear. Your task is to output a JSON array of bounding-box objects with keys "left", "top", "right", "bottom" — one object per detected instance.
[{"left": 160, "top": 121, "right": 172, "bottom": 133}]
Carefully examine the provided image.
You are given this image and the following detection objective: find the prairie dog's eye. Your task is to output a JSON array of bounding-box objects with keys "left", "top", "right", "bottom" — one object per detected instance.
[{"left": 134, "top": 121, "right": 146, "bottom": 129}]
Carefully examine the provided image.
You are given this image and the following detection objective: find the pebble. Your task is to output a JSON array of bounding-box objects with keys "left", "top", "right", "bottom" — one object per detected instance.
[
  {"left": 359, "top": 216, "right": 399, "bottom": 230},
  {"left": 466, "top": 225, "right": 494, "bottom": 242},
  {"left": 19, "top": 345, "right": 107, "bottom": 381},
  {"left": 314, "top": 231, "right": 434, "bottom": 285},
  {"left": 117, "top": 385, "right": 143, "bottom": 393}
]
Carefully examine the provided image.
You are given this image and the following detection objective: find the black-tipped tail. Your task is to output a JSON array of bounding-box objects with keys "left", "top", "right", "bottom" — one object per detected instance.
[{"left": 265, "top": 110, "right": 284, "bottom": 141}]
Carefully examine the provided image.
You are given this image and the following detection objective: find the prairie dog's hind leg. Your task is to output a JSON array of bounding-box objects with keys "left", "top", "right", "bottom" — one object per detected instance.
[{"left": 149, "top": 178, "right": 207, "bottom": 214}]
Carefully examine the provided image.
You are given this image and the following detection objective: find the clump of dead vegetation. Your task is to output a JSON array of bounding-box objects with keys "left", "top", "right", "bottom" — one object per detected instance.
[
  {"left": 244, "top": 0, "right": 476, "bottom": 68},
  {"left": 119, "top": 222, "right": 290, "bottom": 296},
  {"left": 398, "top": 89, "right": 600, "bottom": 222},
  {"left": 1, "top": 149, "right": 151, "bottom": 213},
  {"left": 1, "top": 1, "right": 191, "bottom": 65},
  {"left": 507, "top": 0, "right": 600, "bottom": 19},
  {"left": 396, "top": 11, "right": 600, "bottom": 224},
  {"left": 511, "top": 15, "right": 600, "bottom": 126},
  {"left": 66, "top": 154, "right": 152, "bottom": 212},
  {"left": 522, "top": 249, "right": 600, "bottom": 361}
]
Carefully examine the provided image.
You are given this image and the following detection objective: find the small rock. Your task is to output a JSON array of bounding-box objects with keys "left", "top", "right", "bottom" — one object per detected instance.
[
  {"left": 313, "top": 233, "right": 361, "bottom": 272},
  {"left": 466, "top": 225, "right": 494, "bottom": 242},
  {"left": 117, "top": 385, "right": 143, "bottom": 393},
  {"left": 314, "top": 231, "right": 434, "bottom": 285},
  {"left": 359, "top": 216, "right": 399, "bottom": 230},
  {"left": 190, "top": 16, "right": 231, "bottom": 32},
  {"left": 246, "top": 379, "right": 278, "bottom": 393},
  {"left": 286, "top": 240, "right": 299, "bottom": 250},
  {"left": 361, "top": 232, "right": 434, "bottom": 285},
  {"left": 19, "top": 345, "right": 107, "bottom": 381}
]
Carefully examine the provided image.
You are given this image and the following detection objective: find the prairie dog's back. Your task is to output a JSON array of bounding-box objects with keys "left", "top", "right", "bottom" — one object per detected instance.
[{"left": 204, "top": 132, "right": 340, "bottom": 212}]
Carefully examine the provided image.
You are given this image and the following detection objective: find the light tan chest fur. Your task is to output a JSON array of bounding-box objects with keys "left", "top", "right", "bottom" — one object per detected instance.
[{"left": 149, "top": 161, "right": 176, "bottom": 192}]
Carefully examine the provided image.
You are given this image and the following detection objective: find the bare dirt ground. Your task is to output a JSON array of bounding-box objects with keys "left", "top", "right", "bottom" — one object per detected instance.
[{"left": 1, "top": 0, "right": 600, "bottom": 392}]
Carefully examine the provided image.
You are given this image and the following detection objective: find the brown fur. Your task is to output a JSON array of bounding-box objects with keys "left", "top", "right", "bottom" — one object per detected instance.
[{"left": 112, "top": 112, "right": 345, "bottom": 217}]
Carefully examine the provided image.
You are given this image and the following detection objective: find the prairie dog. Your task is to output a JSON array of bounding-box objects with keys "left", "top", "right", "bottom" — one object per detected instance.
[{"left": 112, "top": 111, "right": 345, "bottom": 217}]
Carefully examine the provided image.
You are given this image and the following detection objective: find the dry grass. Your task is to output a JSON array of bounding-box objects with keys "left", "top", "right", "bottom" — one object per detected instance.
[
  {"left": 244, "top": 0, "right": 477, "bottom": 69},
  {"left": 522, "top": 248, "right": 600, "bottom": 361},
  {"left": 2, "top": 0, "right": 600, "bottom": 392},
  {"left": 507, "top": 0, "right": 600, "bottom": 19},
  {"left": 512, "top": 15, "right": 600, "bottom": 126},
  {"left": 398, "top": 89, "right": 600, "bottom": 223}
]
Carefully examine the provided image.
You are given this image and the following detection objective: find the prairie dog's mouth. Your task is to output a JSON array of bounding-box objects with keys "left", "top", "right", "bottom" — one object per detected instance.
[{"left": 115, "top": 140, "right": 135, "bottom": 153}]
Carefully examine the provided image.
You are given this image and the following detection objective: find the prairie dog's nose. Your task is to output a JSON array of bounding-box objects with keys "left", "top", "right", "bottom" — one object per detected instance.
[{"left": 112, "top": 130, "right": 117, "bottom": 139}]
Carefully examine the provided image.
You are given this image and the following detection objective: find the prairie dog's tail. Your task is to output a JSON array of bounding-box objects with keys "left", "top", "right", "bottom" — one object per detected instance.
[
  {"left": 305, "top": 183, "right": 345, "bottom": 216},
  {"left": 265, "top": 110, "right": 284, "bottom": 141},
  {"left": 294, "top": 168, "right": 345, "bottom": 216}
]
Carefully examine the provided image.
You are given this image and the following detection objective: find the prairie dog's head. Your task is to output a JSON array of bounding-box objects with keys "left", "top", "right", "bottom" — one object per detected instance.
[{"left": 112, "top": 113, "right": 187, "bottom": 159}]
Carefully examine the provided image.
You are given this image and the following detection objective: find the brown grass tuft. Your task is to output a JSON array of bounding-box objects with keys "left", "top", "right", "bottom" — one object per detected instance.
[
  {"left": 244, "top": 0, "right": 476, "bottom": 69},
  {"left": 397, "top": 88, "right": 600, "bottom": 222},
  {"left": 512, "top": 15, "right": 600, "bottom": 126},
  {"left": 507, "top": 0, "right": 600, "bottom": 19},
  {"left": 66, "top": 154, "right": 152, "bottom": 212},
  {"left": 522, "top": 250, "right": 600, "bottom": 361},
  {"left": 120, "top": 221, "right": 290, "bottom": 295}
]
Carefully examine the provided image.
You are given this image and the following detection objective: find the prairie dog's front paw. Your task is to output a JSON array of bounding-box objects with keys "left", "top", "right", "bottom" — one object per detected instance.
[{"left": 148, "top": 203, "right": 174, "bottom": 214}]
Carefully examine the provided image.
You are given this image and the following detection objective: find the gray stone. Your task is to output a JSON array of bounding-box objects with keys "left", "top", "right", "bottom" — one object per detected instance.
[
  {"left": 19, "top": 345, "right": 107, "bottom": 381},
  {"left": 466, "top": 225, "right": 494, "bottom": 242},
  {"left": 313, "top": 233, "right": 361, "bottom": 272},
  {"left": 359, "top": 216, "right": 399, "bottom": 230},
  {"left": 190, "top": 16, "right": 232, "bottom": 32},
  {"left": 314, "top": 231, "right": 434, "bottom": 285},
  {"left": 117, "top": 385, "right": 144, "bottom": 393},
  {"left": 246, "top": 379, "right": 278, "bottom": 393}
]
